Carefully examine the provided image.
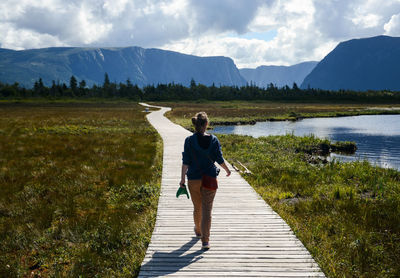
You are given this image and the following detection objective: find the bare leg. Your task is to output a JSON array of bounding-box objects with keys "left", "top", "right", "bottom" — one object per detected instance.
[
  {"left": 200, "top": 187, "right": 216, "bottom": 243},
  {"left": 188, "top": 180, "right": 202, "bottom": 235}
]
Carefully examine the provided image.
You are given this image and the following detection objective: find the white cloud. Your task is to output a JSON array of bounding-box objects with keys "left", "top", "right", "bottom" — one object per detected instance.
[
  {"left": 0, "top": 23, "right": 64, "bottom": 50},
  {"left": 76, "top": 3, "right": 113, "bottom": 44},
  {"left": 103, "top": 0, "right": 129, "bottom": 17},
  {"left": 384, "top": 14, "right": 400, "bottom": 35},
  {"left": 352, "top": 13, "right": 381, "bottom": 28},
  {"left": 1, "top": 0, "right": 400, "bottom": 67}
]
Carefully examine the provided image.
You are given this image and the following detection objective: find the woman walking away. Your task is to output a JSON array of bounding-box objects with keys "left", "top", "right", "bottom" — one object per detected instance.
[{"left": 180, "top": 112, "right": 231, "bottom": 250}]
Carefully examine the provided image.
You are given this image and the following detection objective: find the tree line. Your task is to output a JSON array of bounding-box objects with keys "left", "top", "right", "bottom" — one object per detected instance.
[{"left": 1, "top": 74, "right": 400, "bottom": 103}]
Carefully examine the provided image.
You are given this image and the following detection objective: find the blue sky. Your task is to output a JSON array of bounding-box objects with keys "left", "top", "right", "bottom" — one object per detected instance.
[
  {"left": 237, "top": 30, "right": 278, "bottom": 41},
  {"left": 1, "top": 0, "right": 400, "bottom": 68}
]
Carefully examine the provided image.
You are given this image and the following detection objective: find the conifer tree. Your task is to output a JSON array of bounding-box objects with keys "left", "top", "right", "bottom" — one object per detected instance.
[
  {"left": 79, "top": 80, "right": 86, "bottom": 89},
  {"left": 70, "top": 76, "right": 78, "bottom": 92},
  {"left": 103, "top": 73, "right": 110, "bottom": 87}
]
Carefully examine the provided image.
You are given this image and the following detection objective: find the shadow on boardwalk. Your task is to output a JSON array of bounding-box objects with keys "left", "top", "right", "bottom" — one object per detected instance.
[{"left": 140, "top": 237, "right": 206, "bottom": 277}]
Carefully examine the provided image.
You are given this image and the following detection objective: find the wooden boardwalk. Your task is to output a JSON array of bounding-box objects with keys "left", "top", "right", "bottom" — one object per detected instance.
[{"left": 139, "top": 103, "right": 325, "bottom": 277}]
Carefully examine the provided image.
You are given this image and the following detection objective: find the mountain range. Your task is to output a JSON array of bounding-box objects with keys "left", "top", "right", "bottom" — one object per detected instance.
[
  {"left": 0, "top": 47, "right": 246, "bottom": 88},
  {"left": 240, "top": 62, "right": 317, "bottom": 88},
  {"left": 1, "top": 35, "right": 400, "bottom": 91}
]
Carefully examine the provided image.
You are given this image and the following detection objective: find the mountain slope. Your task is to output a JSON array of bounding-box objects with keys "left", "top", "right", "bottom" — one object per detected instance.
[
  {"left": 240, "top": 61, "right": 317, "bottom": 88},
  {"left": 0, "top": 47, "right": 246, "bottom": 87},
  {"left": 301, "top": 36, "right": 400, "bottom": 91}
]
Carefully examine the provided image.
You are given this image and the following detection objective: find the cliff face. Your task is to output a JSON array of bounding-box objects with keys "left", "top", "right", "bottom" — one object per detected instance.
[
  {"left": 301, "top": 36, "right": 400, "bottom": 91},
  {"left": 0, "top": 46, "right": 246, "bottom": 87},
  {"left": 240, "top": 61, "right": 317, "bottom": 88}
]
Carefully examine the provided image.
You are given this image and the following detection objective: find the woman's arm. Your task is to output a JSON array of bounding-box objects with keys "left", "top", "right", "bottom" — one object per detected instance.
[
  {"left": 180, "top": 164, "right": 189, "bottom": 187},
  {"left": 180, "top": 137, "right": 191, "bottom": 187},
  {"left": 214, "top": 137, "right": 231, "bottom": 177},
  {"left": 219, "top": 162, "right": 231, "bottom": 177}
]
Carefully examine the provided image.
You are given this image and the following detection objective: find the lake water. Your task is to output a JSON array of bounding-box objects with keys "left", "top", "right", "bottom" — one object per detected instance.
[{"left": 212, "top": 115, "right": 400, "bottom": 170}]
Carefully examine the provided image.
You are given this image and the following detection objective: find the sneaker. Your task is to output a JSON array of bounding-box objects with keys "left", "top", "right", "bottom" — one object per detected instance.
[
  {"left": 202, "top": 242, "right": 210, "bottom": 250},
  {"left": 194, "top": 227, "right": 201, "bottom": 239}
]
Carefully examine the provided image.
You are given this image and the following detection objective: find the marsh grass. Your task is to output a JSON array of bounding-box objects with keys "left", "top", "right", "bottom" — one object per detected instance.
[
  {"left": 0, "top": 103, "right": 161, "bottom": 277},
  {"left": 158, "top": 101, "right": 400, "bottom": 130},
  {"left": 218, "top": 134, "right": 400, "bottom": 278}
]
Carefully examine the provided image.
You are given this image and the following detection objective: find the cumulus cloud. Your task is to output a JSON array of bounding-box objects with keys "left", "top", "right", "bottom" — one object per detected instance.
[
  {"left": 384, "top": 14, "right": 400, "bottom": 35},
  {"left": 312, "top": 0, "right": 400, "bottom": 40},
  {"left": 0, "top": 23, "right": 65, "bottom": 50},
  {"left": 12, "top": 3, "right": 112, "bottom": 44},
  {"left": 0, "top": 0, "right": 191, "bottom": 48},
  {"left": 164, "top": 0, "right": 336, "bottom": 67},
  {"left": 1, "top": 0, "right": 400, "bottom": 67}
]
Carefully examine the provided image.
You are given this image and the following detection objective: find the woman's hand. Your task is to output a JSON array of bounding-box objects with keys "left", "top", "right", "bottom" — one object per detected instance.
[
  {"left": 180, "top": 164, "right": 189, "bottom": 188},
  {"left": 220, "top": 162, "right": 231, "bottom": 177}
]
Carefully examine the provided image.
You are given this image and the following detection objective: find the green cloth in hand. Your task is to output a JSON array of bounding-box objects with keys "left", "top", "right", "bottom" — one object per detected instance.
[{"left": 176, "top": 185, "right": 189, "bottom": 199}]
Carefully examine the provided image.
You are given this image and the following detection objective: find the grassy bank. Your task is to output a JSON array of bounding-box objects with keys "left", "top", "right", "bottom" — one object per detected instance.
[
  {"left": 0, "top": 103, "right": 161, "bottom": 276},
  {"left": 218, "top": 134, "right": 400, "bottom": 277},
  {"left": 157, "top": 101, "right": 400, "bottom": 130},
  {"left": 0, "top": 98, "right": 140, "bottom": 104}
]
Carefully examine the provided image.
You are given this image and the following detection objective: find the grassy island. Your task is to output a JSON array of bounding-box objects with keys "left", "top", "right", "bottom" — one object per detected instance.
[{"left": 0, "top": 103, "right": 161, "bottom": 277}]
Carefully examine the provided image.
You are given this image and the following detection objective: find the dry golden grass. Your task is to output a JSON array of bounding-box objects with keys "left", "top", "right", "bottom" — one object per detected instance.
[{"left": 0, "top": 103, "right": 161, "bottom": 277}]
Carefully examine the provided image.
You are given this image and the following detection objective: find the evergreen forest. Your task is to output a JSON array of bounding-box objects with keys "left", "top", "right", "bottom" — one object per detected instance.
[{"left": 1, "top": 74, "right": 400, "bottom": 103}]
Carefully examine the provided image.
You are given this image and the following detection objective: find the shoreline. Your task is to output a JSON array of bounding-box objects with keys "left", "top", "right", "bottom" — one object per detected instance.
[{"left": 210, "top": 108, "right": 400, "bottom": 126}]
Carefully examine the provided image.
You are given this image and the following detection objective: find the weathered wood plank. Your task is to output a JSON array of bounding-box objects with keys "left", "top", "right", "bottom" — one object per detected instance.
[{"left": 138, "top": 103, "right": 325, "bottom": 277}]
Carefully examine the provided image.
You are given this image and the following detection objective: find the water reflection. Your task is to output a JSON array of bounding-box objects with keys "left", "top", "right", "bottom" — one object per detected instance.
[{"left": 212, "top": 115, "right": 400, "bottom": 170}]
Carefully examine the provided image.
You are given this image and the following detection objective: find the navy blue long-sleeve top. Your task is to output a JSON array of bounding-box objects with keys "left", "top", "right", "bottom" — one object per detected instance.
[{"left": 182, "top": 133, "right": 225, "bottom": 180}]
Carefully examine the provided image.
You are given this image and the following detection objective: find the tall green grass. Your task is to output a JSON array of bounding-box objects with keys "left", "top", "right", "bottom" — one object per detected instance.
[
  {"left": 218, "top": 134, "right": 400, "bottom": 277},
  {"left": 0, "top": 103, "right": 161, "bottom": 277}
]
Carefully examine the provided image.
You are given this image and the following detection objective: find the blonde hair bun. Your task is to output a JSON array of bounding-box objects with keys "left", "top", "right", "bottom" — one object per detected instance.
[{"left": 192, "top": 112, "right": 208, "bottom": 133}]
